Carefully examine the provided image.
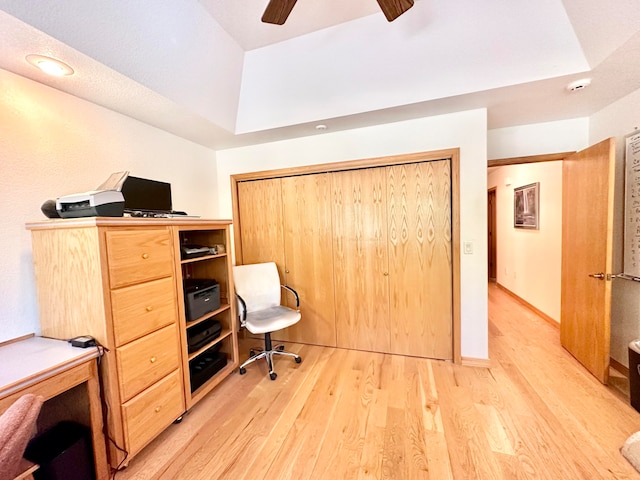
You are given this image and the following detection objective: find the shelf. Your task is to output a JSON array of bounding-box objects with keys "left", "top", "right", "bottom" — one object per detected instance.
[
  {"left": 189, "top": 361, "right": 237, "bottom": 403},
  {"left": 187, "top": 328, "right": 233, "bottom": 361},
  {"left": 175, "top": 223, "right": 237, "bottom": 411},
  {"left": 180, "top": 252, "right": 227, "bottom": 265},
  {"left": 186, "top": 304, "right": 230, "bottom": 329}
]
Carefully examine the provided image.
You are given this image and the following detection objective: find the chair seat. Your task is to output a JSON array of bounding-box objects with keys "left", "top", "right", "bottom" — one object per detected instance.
[{"left": 245, "top": 306, "right": 301, "bottom": 334}]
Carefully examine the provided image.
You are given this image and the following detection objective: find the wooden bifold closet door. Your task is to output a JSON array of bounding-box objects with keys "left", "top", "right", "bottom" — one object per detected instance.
[
  {"left": 387, "top": 161, "right": 452, "bottom": 359},
  {"left": 332, "top": 161, "right": 452, "bottom": 358},
  {"left": 236, "top": 158, "right": 453, "bottom": 360},
  {"left": 236, "top": 178, "right": 285, "bottom": 275},
  {"left": 332, "top": 167, "right": 391, "bottom": 353},
  {"left": 237, "top": 174, "right": 337, "bottom": 347}
]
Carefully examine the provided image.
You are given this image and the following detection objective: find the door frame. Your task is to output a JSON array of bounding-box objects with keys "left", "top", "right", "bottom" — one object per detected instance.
[
  {"left": 487, "top": 187, "right": 497, "bottom": 281},
  {"left": 486, "top": 151, "right": 575, "bottom": 289},
  {"left": 231, "top": 148, "right": 462, "bottom": 364}
]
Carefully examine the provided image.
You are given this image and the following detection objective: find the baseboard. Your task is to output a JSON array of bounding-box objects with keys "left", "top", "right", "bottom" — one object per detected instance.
[
  {"left": 611, "top": 357, "right": 629, "bottom": 378},
  {"left": 461, "top": 356, "right": 492, "bottom": 368},
  {"left": 496, "top": 283, "right": 559, "bottom": 328}
]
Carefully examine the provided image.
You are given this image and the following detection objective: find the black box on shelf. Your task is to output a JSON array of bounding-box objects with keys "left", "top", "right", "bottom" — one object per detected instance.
[
  {"left": 184, "top": 279, "right": 220, "bottom": 321},
  {"left": 187, "top": 319, "right": 222, "bottom": 353},
  {"left": 189, "top": 344, "right": 227, "bottom": 392},
  {"left": 24, "top": 421, "right": 94, "bottom": 480}
]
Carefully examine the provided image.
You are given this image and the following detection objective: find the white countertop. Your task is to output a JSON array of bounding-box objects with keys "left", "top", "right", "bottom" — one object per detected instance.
[{"left": 0, "top": 336, "right": 100, "bottom": 398}]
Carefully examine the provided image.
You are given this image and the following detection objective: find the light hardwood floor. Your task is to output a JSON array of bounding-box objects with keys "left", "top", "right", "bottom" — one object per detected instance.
[{"left": 116, "top": 283, "right": 640, "bottom": 479}]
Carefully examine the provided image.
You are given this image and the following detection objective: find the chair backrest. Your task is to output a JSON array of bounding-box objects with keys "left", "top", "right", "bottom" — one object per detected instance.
[
  {"left": 233, "top": 262, "right": 281, "bottom": 313},
  {"left": 0, "top": 393, "right": 43, "bottom": 480}
]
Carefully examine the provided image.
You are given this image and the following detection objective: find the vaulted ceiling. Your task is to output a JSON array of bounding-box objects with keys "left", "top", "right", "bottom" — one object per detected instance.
[{"left": 1, "top": 0, "right": 639, "bottom": 150}]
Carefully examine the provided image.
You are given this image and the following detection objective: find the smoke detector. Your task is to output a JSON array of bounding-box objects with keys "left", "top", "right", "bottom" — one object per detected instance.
[{"left": 566, "top": 78, "right": 591, "bottom": 92}]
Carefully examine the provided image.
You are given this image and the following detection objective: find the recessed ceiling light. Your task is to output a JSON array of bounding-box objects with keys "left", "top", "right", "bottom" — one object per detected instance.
[
  {"left": 566, "top": 78, "right": 591, "bottom": 92},
  {"left": 26, "top": 54, "right": 74, "bottom": 77},
  {"left": 315, "top": 124, "right": 327, "bottom": 130}
]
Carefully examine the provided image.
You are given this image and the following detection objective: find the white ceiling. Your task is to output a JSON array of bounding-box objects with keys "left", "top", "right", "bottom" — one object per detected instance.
[
  {"left": 0, "top": 0, "right": 639, "bottom": 152},
  {"left": 198, "top": 0, "right": 389, "bottom": 50}
]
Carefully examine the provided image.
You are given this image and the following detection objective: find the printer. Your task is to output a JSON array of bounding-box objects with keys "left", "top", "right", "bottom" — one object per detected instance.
[
  {"left": 56, "top": 190, "right": 125, "bottom": 218},
  {"left": 56, "top": 171, "right": 127, "bottom": 218}
]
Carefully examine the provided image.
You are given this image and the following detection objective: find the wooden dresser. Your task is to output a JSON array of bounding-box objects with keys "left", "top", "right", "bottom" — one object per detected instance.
[{"left": 26, "top": 218, "right": 238, "bottom": 468}]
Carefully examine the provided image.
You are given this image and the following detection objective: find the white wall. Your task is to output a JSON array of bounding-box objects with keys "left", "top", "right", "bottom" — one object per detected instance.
[
  {"left": 486, "top": 118, "right": 589, "bottom": 321},
  {"left": 0, "top": 68, "right": 218, "bottom": 343},
  {"left": 488, "top": 162, "right": 563, "bottom": 321},
  {"left": 488, "top": 118, "right": 589, "bottom": 159},
  {"left": 216, "top": 109, "right": 490, "bottom": 360},
  {"left": 590, "top": 86, "right": 640, "bottom": 367}
]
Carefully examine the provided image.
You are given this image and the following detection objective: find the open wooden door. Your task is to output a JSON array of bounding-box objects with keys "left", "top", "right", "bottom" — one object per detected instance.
[{"left": 560, "top": 138, "right": 615, "bottom": 384}]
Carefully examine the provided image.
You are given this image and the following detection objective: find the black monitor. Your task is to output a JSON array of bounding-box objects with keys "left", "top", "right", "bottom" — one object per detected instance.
[{"left": 121, "top": 176, "right": 172, "bottom": 213}]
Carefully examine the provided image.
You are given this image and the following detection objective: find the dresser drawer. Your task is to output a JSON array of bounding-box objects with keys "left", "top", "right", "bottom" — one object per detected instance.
[
  {"left": 106, "top": 229, "right": 174, "bottom": 288},
  {"left": 116, "top": 324, "right": 181, "bottom": 401},
  {"left": 122, "top": 369, "right": 184, "bottom": 456},
  {"left": 111, "top": 277, "right": 178, "bottom": 347}
]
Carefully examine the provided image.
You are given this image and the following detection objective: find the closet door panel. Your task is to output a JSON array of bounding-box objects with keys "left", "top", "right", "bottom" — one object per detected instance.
[
  {"left": 280, "top": 173, "right": 336, "bottom": 346},
  {"left": 237, "top": 178, "right": 286, "bottom": 276},
  {"left": 387, "top": 161, "right": 452, "bottom": 359},
  {"left": 332, "top": 168, "right": 390, "bottom": 352}
]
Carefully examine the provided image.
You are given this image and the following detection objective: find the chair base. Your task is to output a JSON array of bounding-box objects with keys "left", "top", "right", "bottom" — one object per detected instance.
[{"left": 239, "top": 332, "right": 301, "bottom": 380}]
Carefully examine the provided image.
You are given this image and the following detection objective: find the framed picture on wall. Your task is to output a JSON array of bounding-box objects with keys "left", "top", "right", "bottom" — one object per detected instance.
[{"left": 514, "top": 182, "right": 539, "bottom": 229}]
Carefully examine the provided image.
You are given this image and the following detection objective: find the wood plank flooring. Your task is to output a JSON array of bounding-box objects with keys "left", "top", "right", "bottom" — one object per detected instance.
[{"left": 116, "top": 283, "right": 640, "bottom": 479}]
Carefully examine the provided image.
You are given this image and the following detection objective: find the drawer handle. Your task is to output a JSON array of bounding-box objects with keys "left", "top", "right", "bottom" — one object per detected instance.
[
  {"left": 142, "top": 253, "right": 149, "bottom": 259},
  {"left": 146, "top": 306, "right": 153, "bottom": 312},
  {"left": 150, "top": 356, "right": 157, "bottom": 363},
  {"left": 155, "top": 406, "right": 161, "bottom": 413}
]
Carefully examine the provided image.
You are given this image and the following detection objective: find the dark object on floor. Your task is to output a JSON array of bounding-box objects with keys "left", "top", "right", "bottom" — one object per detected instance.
[
  {"left": 24, "top": 421, "right": 94, "bottom": 480},
  {"left": 629, "top": 340, "right": 640, "bottom": 412}
]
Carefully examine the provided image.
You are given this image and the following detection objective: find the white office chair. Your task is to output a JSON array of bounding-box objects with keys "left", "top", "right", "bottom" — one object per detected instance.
[{"left": 233, "top": 262, "right": 302, "bottom": 380}]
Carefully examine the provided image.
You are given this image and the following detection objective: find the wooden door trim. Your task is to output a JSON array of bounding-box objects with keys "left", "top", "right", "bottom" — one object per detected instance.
[
  {"left": 231, "top": 148, "right": 461, "bottom": 364},
  {"left": 487, "top": 187, "right": 497, "bottom": 281},
  {"left": 488, "top": 151, "right": 575, "bottom": 168},
  {"left": 231, "top": 149, "right": 459, "bottom": 183}
]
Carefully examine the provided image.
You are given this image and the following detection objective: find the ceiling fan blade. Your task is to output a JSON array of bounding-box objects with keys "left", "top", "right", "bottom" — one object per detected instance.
[
  {"left": 376, "top": 0, "right": 415, "bottom": 22},
  {"left": 262, "top": 0, "right": 299, "bottom": 25}
]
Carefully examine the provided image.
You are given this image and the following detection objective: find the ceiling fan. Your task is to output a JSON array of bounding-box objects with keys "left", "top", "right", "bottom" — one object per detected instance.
[{"left": 262, "top": 0, "right": 415, "bottom": 25}]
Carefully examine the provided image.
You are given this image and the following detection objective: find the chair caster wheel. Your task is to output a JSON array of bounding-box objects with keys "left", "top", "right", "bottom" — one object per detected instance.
[
  {"left": 270, "top": 372, "right": 277, "bottom": 380},
  {"left": 239, "top": 367, "right": 247, "bottom": 375},
  {"left": 277, "top": 345, "right": 285, "bottom": 351},
  {"left": 295, "top": 356, "right": 302, "bottom": 364}
]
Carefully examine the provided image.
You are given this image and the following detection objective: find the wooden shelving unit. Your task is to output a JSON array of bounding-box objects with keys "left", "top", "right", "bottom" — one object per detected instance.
[
  {"left": 172, "top": 221, "right": 238, "bottom": 409},
  {"left": 26, "top": 217, "right": 238, "bottom": 467}
]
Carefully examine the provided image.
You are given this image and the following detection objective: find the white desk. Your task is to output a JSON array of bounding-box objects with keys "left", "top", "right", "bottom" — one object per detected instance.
[{"left": 0, "top": 336, "right": 109, "bottom": 480}]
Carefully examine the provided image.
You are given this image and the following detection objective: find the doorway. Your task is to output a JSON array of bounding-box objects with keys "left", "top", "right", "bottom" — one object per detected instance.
[{"left": 486, "top": 146, "right": 616, "bottom": 385}]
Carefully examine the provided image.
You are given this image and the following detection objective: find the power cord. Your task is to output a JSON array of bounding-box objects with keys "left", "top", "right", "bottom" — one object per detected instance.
[
  {"left": 39, "top": 334, "right": 130, "bottom": 477},
  {"left": 65, "top": 335, "right": 130, "bottom": 478},
  {"left": 90, "top": 339, "right": 131, "bottom": 478}
]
